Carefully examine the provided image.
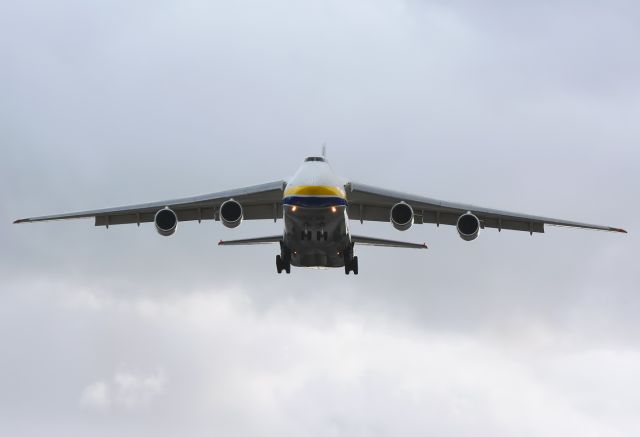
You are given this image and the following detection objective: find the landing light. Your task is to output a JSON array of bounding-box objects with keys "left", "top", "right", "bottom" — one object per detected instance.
[
  {"left": 291, "top": 206, "right": 297, "bottom": 212},
  {"left": 331, "top": 206, "right": 337, "bottom": 213}
]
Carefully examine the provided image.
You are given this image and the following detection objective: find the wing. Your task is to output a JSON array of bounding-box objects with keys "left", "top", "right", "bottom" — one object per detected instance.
[
  {"left": 218, "top": 235, "right": 283, "bottom": 246},
  {"left": 14, "top": 180, "right": 286, "bottom": 227},
  {"left": 346, "top": 182, "right": 627, "bottom": 234},
  {"left": 351, "top": 235, "right": 428, "bottom": 249}
]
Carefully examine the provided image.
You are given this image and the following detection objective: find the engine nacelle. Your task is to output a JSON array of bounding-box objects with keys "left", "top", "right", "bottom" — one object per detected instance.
[
  {"left": 220, "top": 199, "right": 243, "bottom": 228},
  {"left": 390, "top": 202, "right": 414, "bottom": 231},
  {"left": 154, "top": 207, "right": 178, "bottom": 236},
  {"left": 456, "top": 212, "right": 480, "bottom": 241}
]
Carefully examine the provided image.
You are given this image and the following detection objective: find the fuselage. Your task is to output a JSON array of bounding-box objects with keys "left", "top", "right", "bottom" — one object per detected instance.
[{"left": 282, "top": 157, "right": 350, "bottom": 268}]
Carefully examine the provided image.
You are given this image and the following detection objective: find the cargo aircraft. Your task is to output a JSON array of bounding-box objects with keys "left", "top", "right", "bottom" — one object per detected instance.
[{"left": 14, "top": 155, "right": 627, "bottom": 274}]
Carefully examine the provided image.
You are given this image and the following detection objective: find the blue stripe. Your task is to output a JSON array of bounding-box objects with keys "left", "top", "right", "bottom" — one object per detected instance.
[{"left": 283, "top": 196, "right": 348, "bottom": 207}]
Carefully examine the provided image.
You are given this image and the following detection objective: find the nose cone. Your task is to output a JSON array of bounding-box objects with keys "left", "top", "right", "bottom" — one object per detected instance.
[
  {"left": 284, "top": 157, "right": 348, "bottom": 207},
  {"left": 286, "top": 156, "right": 345, "bottom": 196}
]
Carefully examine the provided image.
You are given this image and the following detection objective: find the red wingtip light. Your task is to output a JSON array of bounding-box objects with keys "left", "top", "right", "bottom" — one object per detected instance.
[{"left": 611, "top": 227, "right": 628, "bottom": 234}]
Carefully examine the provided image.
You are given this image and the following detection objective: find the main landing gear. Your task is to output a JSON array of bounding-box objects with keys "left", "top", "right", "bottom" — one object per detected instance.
[
  {"left": 345, "top": 256, "right": 358, "bottom": 275},
  {"left": 276, "top": 254, "right": 291, "bottom": 274},
  {"left": 343, "top": 244, "right": 359, "bottom": 275},
  {"left": 276, "top": 242, "right": 291, "bottom": 274}
]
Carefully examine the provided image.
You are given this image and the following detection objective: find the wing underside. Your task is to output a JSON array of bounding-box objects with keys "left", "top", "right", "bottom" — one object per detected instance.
[
  {"left": 346, "top": 182, "right": 626, "bottom": 234},
  {"left": 14, "top": 180, "right": 287, "bottom": 227}
]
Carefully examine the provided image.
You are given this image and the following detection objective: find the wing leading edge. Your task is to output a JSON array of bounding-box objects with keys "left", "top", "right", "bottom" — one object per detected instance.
[
  {"left": 346, "top": 182, "right": 627, "bottom": 234},
  {"left": 14, "top": 180, "right": 287, "bottom": 226}
]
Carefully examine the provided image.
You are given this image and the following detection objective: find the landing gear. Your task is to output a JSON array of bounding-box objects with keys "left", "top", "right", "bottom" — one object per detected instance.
[
  {"left": 276, "top": 242, "right": 291, "bottom": 274},
  {"left": 300, "top": 230, "right": 312, "bottom": 240},
  {"left": 343, "top": 244, "right": 359, "bottom": 275},
  {"left": 276, "top": 254, "right": 291, "bottom": 274},
  {"left": 345, "top": 256, "right": 358, "bottom": 275},
  {"left": 316, "top": 230, "right": 328, "bottom": 241}
]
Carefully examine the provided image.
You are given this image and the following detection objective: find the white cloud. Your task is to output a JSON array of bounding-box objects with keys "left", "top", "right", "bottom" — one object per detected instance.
[
  {"left": 80, "top": 381, "right": 111, "bottom": 411},
  {"left": 80, "top": 369, "right": 166, "bottom": 413},
  {"left": 61, "top": 287, "right": 640, "bottom": 436}
]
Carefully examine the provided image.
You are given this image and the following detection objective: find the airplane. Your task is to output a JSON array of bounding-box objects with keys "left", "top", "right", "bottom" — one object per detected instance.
[{"left": 14, "top": 154, "right": 627, "bottom": 274}]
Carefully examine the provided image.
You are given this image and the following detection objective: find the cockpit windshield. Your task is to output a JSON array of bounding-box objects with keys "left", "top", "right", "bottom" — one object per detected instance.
[{"left": 304, "top": 157, "right": 325, "bottom": 162}]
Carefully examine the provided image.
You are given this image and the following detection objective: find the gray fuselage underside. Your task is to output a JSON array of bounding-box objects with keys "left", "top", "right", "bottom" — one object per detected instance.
[{"left": 283, "top": 205, "right": 350, "bottom": 268}]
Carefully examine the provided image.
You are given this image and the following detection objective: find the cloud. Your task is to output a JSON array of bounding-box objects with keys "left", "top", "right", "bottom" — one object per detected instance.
[
  {"left": 54, "top": 285, "right": 640, "bottom": 436},
  {"left": 80, "top": 381, "right": 111, "bottom": 411},
  {"left": 1, "top": 0, "right": 638, "bottom": 436},
  {"left": 80, "top": 369, "right": 166, "bottom": 412}
]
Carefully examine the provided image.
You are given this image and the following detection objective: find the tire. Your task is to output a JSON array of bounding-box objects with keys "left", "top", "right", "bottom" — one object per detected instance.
[
  {"left": 352, "top": 256, "right": 359, "bottom": 275},
  {"left": 276, "top": 255, "right": 283, "bottom": 274}
]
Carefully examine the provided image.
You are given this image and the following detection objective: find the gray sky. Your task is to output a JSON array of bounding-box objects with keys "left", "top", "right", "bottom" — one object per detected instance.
[{"left": 1, "top": 0, "right": 639, "bottom": 436}]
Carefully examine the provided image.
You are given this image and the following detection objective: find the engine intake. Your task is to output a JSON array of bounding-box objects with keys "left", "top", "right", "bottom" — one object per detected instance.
[
  {"left": 155, "top": 207, "right": 178, "bottom": 236},
  {"left": 220, "top": 199, "right": 243, "bottom": 228},
  {"left": 390, "top": 202, "right": 414, "bottom": 231},
  {"left": 457, "top": 212, "right": 480, "bottom": 241}
]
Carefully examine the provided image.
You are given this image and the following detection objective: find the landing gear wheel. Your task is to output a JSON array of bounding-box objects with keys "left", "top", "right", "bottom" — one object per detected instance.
[
  {"left": 276, "top": 253, "right": 291, "bottom": 274},
  {"left": 345, "top": 257, "right": 359, "bottom": 275},
  {"left": 344, "top": 244, "right": 357, "bottom": 275},
  {"left": 278, "top": 242, "right": 292, "bottom": 274},
  {"left": 344, "top": 252, "right": 359, "bottom": 275}
]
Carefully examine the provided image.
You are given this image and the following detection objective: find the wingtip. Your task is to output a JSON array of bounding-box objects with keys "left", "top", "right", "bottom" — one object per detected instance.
[
  {"left": 422, "top": 243, "right": 428, "bottom": 249},
  {"left": 610, "top": 227, "right": 628, "bottom": 234},
  {"left": 218, "top": 240, "right": 224, "bottom": 246},
  {"left": 13, "top": 219, "right": 27, "bottom": 224}
]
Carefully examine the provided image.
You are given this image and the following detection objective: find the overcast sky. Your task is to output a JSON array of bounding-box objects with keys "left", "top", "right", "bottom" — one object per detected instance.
[{"left": 1, "top": 0, "right": 639, "bottom": 436}]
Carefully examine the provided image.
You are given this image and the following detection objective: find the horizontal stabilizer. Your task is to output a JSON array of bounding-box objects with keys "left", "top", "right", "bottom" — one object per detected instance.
[
  {"left": 351, "top": 235, "right": 427, "bottom": 249},
  {"left": 218, "top": 235, "right": 283, "bottom": 246}
]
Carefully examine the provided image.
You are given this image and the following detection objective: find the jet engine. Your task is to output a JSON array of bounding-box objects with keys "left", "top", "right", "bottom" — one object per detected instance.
[
  {"left": 390, "top": 202, "right": 414, "bottom": 231},
  {"left": 456, "top": 212, "right": 480, "bottom": 241},
  {"left": 220, "top": 199, "right": 243, "bottom": 228},
  {"left": 154, "top": 207, "right": 178, "bottom": 236}
]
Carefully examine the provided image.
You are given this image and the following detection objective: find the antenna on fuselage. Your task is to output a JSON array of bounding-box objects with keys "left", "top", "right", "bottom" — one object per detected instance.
[{"left": 322, "top": 142, "right": 327, "bottom": 159}]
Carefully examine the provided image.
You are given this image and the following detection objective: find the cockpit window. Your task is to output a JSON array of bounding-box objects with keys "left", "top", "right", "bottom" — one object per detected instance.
[{"left": 304, "top": 157, "right": 325, "bottom": 162}]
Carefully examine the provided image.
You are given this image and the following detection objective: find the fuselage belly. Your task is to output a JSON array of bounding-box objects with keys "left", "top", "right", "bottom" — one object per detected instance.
[{"left": 283, "top": 206, "right": 350, "bottom": 268}]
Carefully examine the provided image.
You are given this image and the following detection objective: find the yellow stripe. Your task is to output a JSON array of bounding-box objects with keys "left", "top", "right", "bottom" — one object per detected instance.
[{"left": 284, "top": 185, "right": 346, "bottom": 198}]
